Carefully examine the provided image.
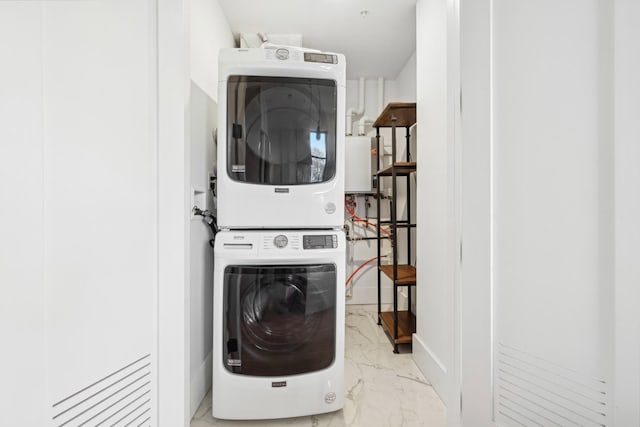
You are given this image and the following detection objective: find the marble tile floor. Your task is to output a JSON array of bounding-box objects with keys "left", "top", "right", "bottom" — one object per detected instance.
[{"left": 191, "top": 304, "right": 445, "bottom": 427}]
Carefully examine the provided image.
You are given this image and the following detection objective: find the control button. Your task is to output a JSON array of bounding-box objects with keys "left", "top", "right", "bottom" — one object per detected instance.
[
  {"left": 273, "top": 235, "right": 288, "bottom": 248},
  {"left": 275, "top": 48, "right": 289, "bottom": 60}
]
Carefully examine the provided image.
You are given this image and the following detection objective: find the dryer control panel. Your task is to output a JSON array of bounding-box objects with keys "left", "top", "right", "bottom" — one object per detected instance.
[{"left": 303, "top": 234, "right": 338, "bottom": 249}]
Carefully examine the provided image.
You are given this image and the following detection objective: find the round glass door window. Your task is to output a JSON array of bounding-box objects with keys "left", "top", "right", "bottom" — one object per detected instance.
[
  {"left": 223, "top": 264, "right": 336, "bottom": 376},
  {"left": 226, "top": 76, "right": 337, "bottom": 186}
]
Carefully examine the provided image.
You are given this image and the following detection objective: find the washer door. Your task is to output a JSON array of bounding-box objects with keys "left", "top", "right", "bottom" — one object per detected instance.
[{"left": 223, "top": 264, "right": 336, "bottom": 376}]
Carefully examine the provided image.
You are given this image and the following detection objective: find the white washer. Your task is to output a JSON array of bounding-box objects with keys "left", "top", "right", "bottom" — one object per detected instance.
[
  {"left": 212, "top": 229, "right": 346, "bottom": 420},
  {"left": 217, "top": 48, "right": 346, "bottom": 229}
]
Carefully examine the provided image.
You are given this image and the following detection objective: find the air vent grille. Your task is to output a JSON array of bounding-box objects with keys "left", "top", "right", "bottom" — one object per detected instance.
[
  {"left": 52, "top": 354, "right": 152, "bottom": 427},
  {"left": 495, "top": 343, "right": 608, "bottom": 427}
]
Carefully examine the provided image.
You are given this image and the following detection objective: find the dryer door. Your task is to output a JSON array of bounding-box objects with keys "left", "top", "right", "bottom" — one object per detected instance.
[
  {"left": 226, "top": 76, "right": 337, "bottom": 186},
  {"left": 223, "top": 264, "right": 336, "bottom": 376}
]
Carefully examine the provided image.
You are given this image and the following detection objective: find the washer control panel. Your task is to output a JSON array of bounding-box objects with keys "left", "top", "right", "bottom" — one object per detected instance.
[{"left": 303, "top": 234, "right": 338, "bottom": 249}]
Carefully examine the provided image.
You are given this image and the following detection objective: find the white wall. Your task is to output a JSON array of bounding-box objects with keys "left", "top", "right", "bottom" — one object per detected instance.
[
  {"left": 188, "top": 0, "right": 233, "bottom": 417},
  {"left": 413, "top": 0, "right": 455, "bottom": 412},
  {"left": 1, "top": 1, "right": 159, "bottom": 425},
  {"left": 393, "top": 52, "right": 417, "bottom": 102},
  {"left": 188, "top": 81, "right": 217, "bottom": 416},
  {"left": 345, "top": 56, "right": 417, "bottom": 139},
  {"left": 157, "top": 0, "right": 191, "bottom": 423},
  {"left": 344, "top": 57, "right": 417, "bottom": 306},
  {"left": 190, "top": 0, "right": 234, "bottom": 101},
  {"left": 343, "top": 78, "right": 386, "bottom": 306}
]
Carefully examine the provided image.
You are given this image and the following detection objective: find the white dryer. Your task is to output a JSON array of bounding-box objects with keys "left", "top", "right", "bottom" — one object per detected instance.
[
  {"left": 212, "top": 229, "right": 345, "bottom": 420},
  {"left": 217, "top": 48, "right": 346, "bottom": 229}
]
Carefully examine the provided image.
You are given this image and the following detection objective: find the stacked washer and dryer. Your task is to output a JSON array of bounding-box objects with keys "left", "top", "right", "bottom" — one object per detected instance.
[{"left": 212, "top": 47, "right": 347, "bottom": 420}]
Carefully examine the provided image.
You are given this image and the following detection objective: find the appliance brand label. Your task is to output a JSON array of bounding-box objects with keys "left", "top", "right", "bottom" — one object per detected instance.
[
  {"left": 274, "top": 188, "right": 289, "bottom": 193},
  {"left": 227, "top": 359, "right": 241, "bottom": 367},
  {"left": 231, "top": 165, "right": 245, "bottom": 173},
  {"left": 325, "top": 202, "right": 337, "bottom": 214},
  {"left": 271, "top": 381, "right": 287, "bottom": 388}
]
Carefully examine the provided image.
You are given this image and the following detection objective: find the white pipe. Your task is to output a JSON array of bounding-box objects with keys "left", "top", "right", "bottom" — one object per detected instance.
[
  {"left": 358, "top": 77, "right": 385, "bottom": 135},
  {"left": 358, "top": 116, "right": 371, "bottom": 135},
  {"left": 346, "top": 77, "right": 365, "bottom": 135}
]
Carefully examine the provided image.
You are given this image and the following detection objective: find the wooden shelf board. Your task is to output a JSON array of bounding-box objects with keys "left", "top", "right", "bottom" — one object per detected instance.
[
  {"left": 376, "top": 162, "right": 417, "bottom": 176},
  {"left": 379, "top": 264, "right": 416, "bottom": 285},
  {"left": 373, "top": 102, "right": 417, "bottom": 128},
  {"left": 379, "top": 311, "right": 416, "bottom": 344}
]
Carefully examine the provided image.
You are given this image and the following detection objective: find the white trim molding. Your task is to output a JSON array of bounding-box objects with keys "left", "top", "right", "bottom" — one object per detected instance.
[
  {"left": 412, "top": 334, "right": 448, "bottom": 403},
  {"left": 157, "top": 0, "right": 190, "bottom": 425}
]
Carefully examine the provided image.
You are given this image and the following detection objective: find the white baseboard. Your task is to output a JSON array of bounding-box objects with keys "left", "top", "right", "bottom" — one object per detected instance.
[
  {"left": 412, "top": 334, "right": 448, "bottom": 405},
  {"left": 190, "top": 351, "right": 212, "bottom": 418},
  {"left": 346, "top": 285, "right": 413, "bottom": 308},
  {"left": 346, "top": 285, "right": 391, "bottom": 305}
]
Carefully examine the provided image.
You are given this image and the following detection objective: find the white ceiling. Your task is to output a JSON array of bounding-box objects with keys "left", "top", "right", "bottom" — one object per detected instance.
[{"left": 216, "top": 0, "right": 417, "bottom": 79}]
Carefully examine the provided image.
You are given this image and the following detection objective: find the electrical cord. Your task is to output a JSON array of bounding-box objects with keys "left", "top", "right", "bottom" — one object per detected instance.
[
  {"left": 192, "top": 207, "right": 219, "bottom": 247},
  {"left": 345, "top": 254, "right": 388, "bottom": 286}
]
